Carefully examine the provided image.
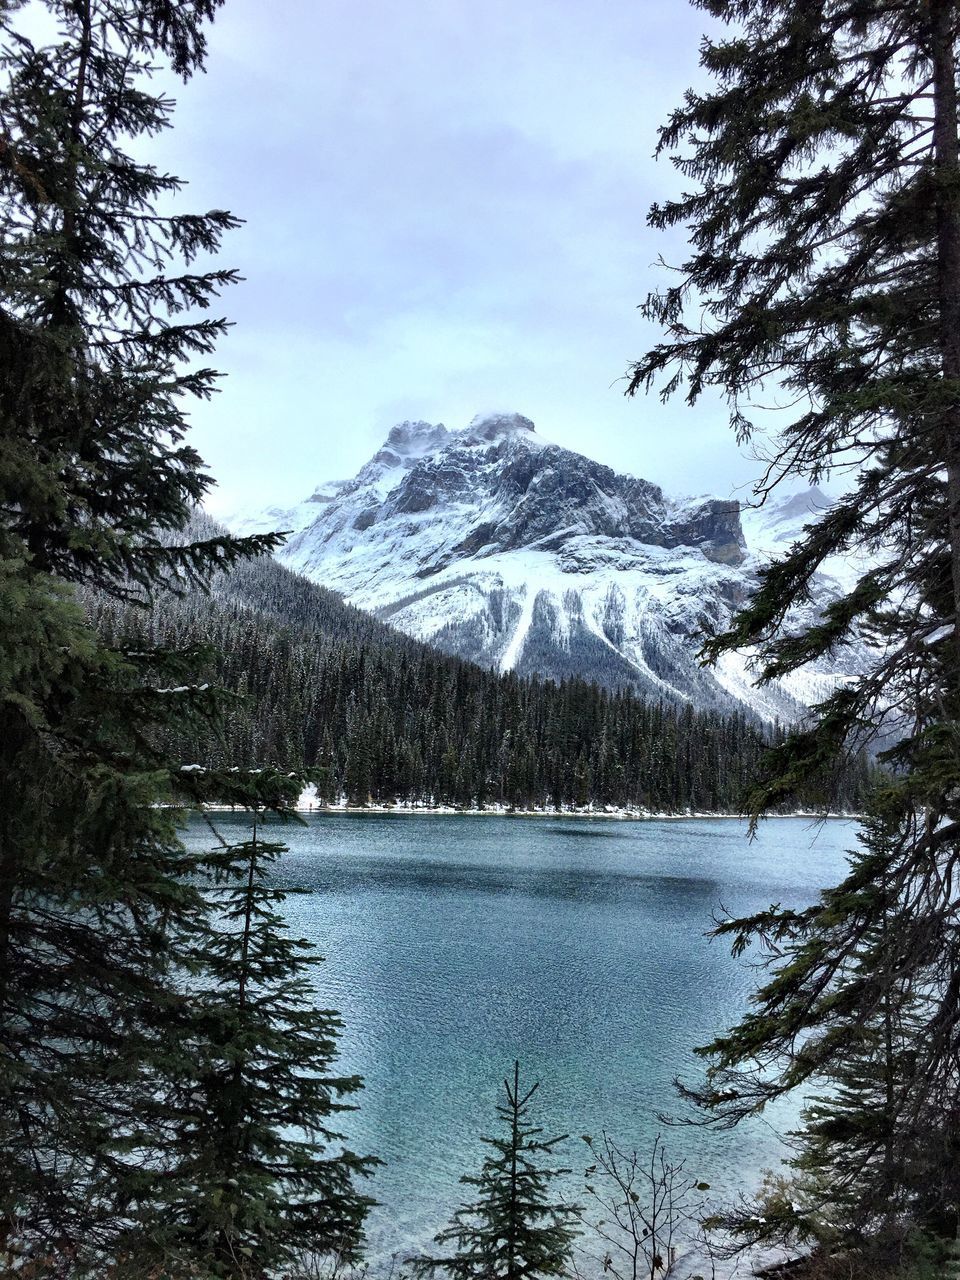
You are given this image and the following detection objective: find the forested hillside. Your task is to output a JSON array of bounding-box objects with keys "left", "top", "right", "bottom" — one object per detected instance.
[
  {"left": 228, "top": 413, "right": 860, "bottom": 725},
  {"left": 87, "top": 518, "right": 871, "bottom": 813}
]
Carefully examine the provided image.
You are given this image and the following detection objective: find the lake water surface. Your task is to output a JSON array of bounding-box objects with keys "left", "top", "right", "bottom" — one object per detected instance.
[{"left": 187, "top": 812, "right": 856, "bottom": 1270}]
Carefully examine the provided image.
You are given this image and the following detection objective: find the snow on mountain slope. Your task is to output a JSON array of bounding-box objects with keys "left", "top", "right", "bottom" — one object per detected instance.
[{"left": 226, "top": 412, "right": 864, "bottom": 722}]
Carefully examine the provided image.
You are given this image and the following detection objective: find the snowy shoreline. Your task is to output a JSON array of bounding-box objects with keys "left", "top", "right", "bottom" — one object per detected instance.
[
  {"left": 201, "top": 795, "right": 860, "bottom": 823},
  {"left": 291, "top": 788, "right": 859, "bottom": 821}
]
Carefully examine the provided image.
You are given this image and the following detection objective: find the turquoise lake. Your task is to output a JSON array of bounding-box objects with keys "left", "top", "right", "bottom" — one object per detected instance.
[{"left": 186, "top": 812, "right": 856, "bottom": 1270}]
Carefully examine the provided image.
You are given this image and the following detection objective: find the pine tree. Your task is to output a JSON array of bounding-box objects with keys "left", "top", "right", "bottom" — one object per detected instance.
[
  {"left": 134, "top": 813, "right": 376, "bottom": 1278},
  {"left": 629, "top": 0, "right": 960, "bottom": 820},
  {"left": 0, "top": 1, "right": 372, "bottom": 1268},
  {"left": 630, "top": 0, "right": 960, "bottom": 1245},
  {"left": 413, "top": 1063, "right": 579, "bottom": 1280},
  {"left": 702, "top": 806, "right": 936, "bottom": 1255},
  {"left": 87, "top": 514, "right": 869, "bottom": 817}
]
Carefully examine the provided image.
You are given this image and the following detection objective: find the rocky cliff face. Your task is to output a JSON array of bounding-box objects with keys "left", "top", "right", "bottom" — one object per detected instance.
[{"left": 228, "top": 412, "right": 861, "bottom": 722}]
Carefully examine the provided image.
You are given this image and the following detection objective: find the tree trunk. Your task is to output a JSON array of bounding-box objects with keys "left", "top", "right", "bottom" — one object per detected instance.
[
  {"left": 508, "top": 1061, "right": 519, "bottom": 1280},
  {"left": 931, "top": 0, "right": 960, "bottom": 692},
  {"left": 0, "top": 707, "right": 33, "bottom": 1018}
]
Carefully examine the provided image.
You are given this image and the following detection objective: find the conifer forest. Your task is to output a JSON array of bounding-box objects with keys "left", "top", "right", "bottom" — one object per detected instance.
[
  {"left": 3, "top": 2, "right": 960, "bottom": 1280},
  {"left": 86, "top": 521, "right": 870, "bottom": 815}
]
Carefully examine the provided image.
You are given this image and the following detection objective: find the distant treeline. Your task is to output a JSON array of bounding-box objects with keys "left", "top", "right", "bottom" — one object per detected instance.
[{"left": 87, "top": 524, "right": 872, "bottom": 814}]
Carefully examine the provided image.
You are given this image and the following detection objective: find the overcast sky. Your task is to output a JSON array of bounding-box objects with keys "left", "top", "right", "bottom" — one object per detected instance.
[{"left": 145, "top": 0, "right": 762, "bottom": 515}]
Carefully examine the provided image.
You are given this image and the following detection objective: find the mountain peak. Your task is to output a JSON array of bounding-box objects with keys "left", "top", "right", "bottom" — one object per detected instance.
[
  {"left": 380, "top": 419, "right": 449, "bottom": 458},
  {"left": 227, "top": 409, "right": 851, "bottom": 723},
  {"left": 463, "top": 411, "right": 537, "bottom": 442},
  {"left": 739, "top": 484, "right": 836, "bottom": 562},
  {"left": 759, "top": 485, "right": 832, "bottom": 523}
]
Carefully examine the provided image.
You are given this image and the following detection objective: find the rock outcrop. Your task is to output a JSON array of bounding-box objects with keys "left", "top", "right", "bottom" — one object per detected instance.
[{"left": 227, "top": 412, "right": 862, "bottom": 721}]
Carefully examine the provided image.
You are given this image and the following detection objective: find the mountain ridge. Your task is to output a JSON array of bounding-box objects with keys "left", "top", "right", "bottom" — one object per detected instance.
[
  {"left": 227, "top": 412, "right": 859, "bottom": 722},
  {"left": 83, "top": 510, "right": 839, "bottom": 814}
]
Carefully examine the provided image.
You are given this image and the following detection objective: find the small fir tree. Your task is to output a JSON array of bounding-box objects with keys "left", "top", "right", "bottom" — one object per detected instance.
[
  {"left": 413, "top": 1062, "right": 579, "bottom": 1280},
  {"left": 134, "top": 812, "right": 376, "bottom": 1278}
]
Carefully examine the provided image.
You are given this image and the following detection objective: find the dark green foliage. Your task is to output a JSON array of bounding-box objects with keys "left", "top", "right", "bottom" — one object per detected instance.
[
  {"left": 0, "top": 0, "right": 260, "bottom": 1256},
  {"left": 787, "top": 814, "right": 936, "bottom": 1242},
  {"left": 413, "top": 1063, "right": 578, "bottom": 1280},
  {"left": 0, "top": 1, "right": 370, "bottom": 1271},
  {"left": 630, "top": 0, "right": 960, "bottom": 1251},
  {"left": 85, "top": 514, "right": 873, "bottom": 816},
  {"left": 628, "top": 0, "right": 960, "bottom": 825},
  {"left": 691, "top": 805, "right": 946, "bottom": 1253},
  {"left": 132, "top": 817, "right": 376, "bottom": 1277}
]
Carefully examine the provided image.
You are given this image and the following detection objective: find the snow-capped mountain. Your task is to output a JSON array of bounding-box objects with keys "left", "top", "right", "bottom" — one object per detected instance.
[{"left": 228, "top": 412, "right": 862, "bottom": 722}]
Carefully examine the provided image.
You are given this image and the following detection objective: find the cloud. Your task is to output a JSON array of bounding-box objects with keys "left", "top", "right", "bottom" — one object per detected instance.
[{"left": 142, "top": 0, "right": 756, "bottom": 514}]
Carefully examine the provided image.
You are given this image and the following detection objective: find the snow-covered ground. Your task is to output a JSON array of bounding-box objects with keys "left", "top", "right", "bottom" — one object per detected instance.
[{"left": 211, "top": 784, "right": 857, "bottom": 821}]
